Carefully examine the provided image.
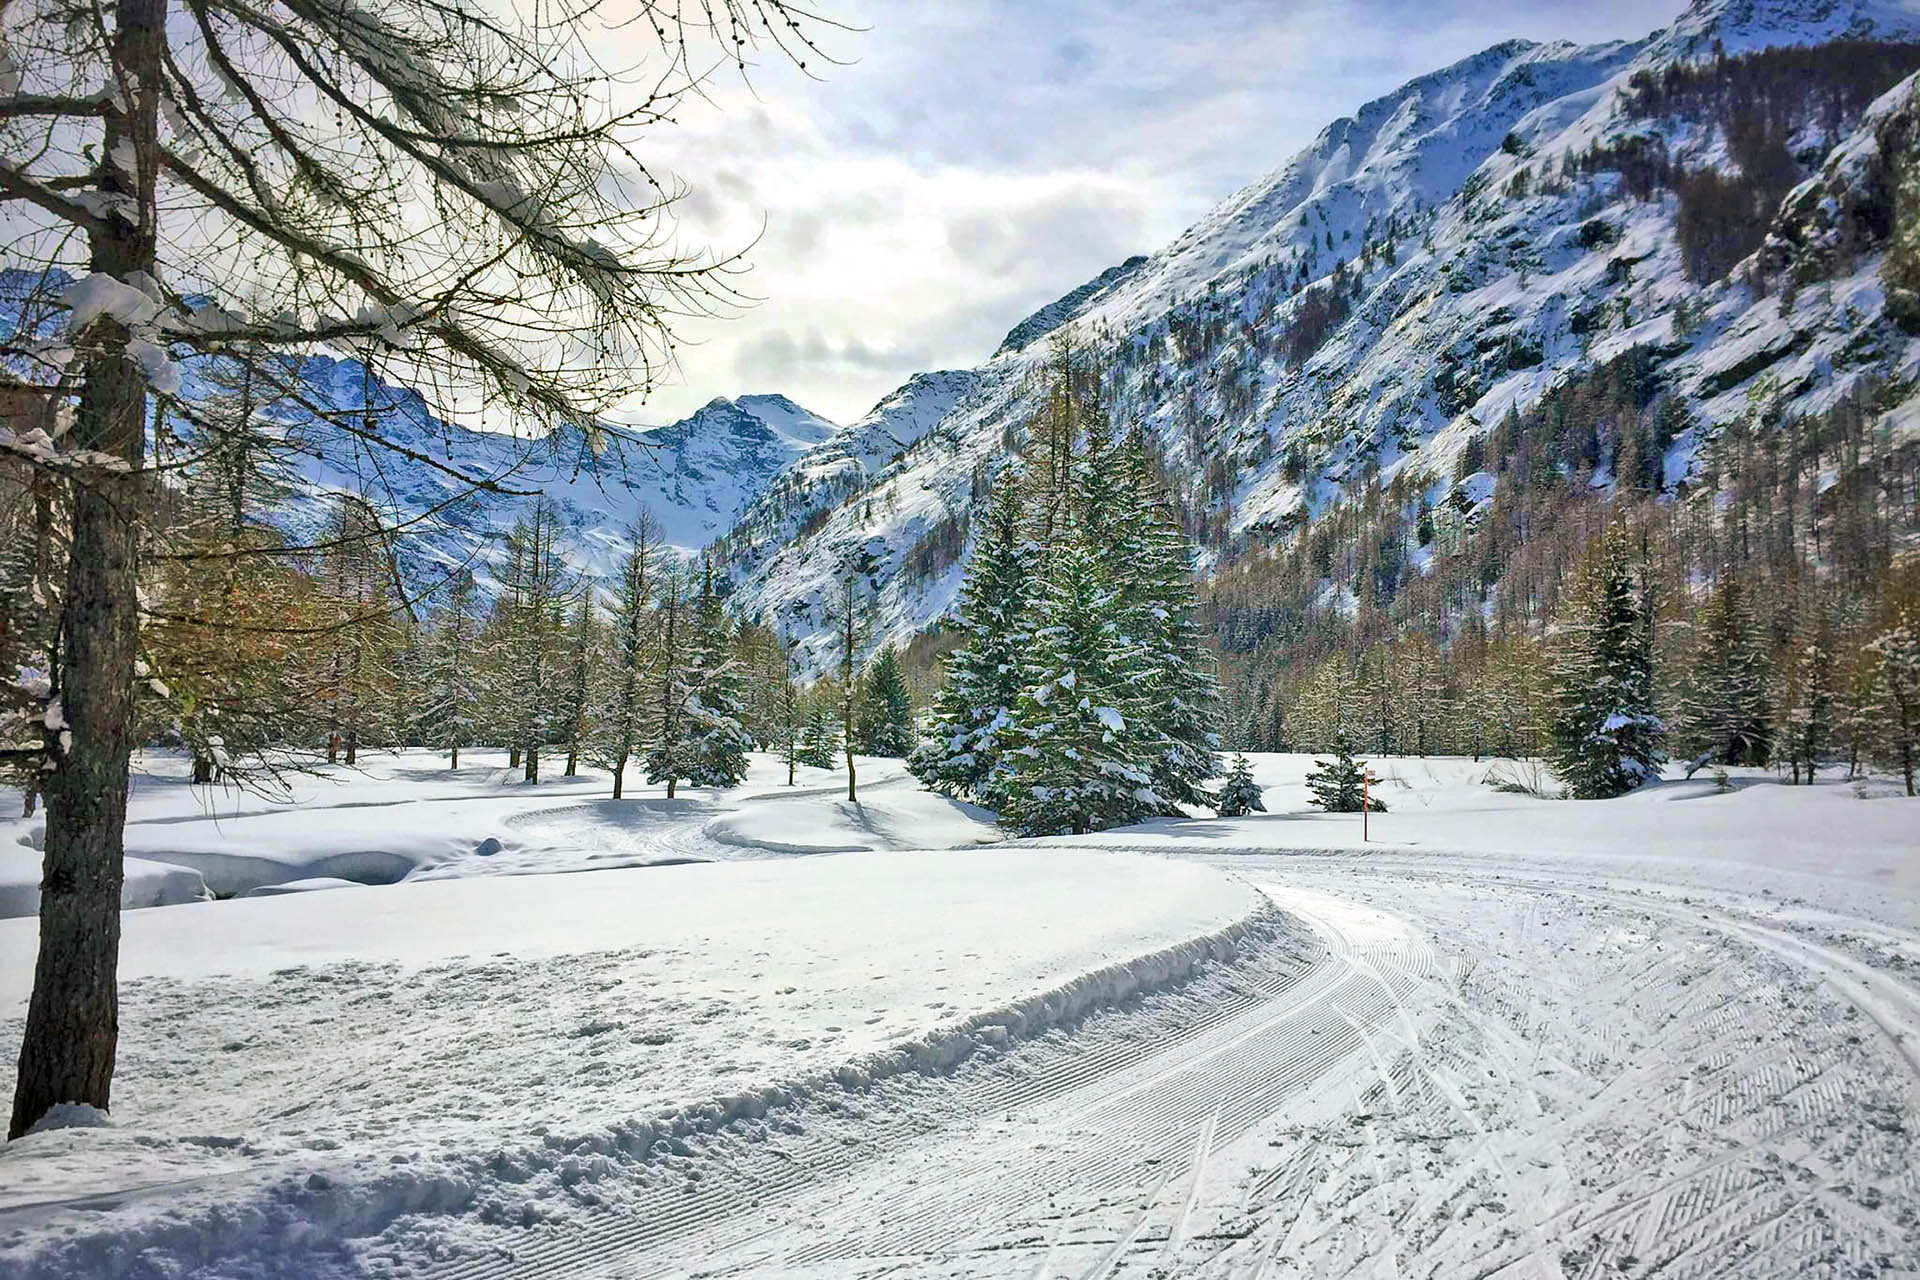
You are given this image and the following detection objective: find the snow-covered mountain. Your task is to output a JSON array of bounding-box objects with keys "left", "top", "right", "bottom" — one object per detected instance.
[
  {"left": 714, "top": 0, "right": 1920, "bottom": 670},
  {"left": 263, "top": 358, "right": 838, "bottom": 580}
]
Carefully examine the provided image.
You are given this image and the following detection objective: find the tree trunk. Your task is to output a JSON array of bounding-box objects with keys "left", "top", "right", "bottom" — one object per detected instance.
[
  {"left": 450, "top": 743, "right": 459, "bottom": 770},
  {"left": 509, "top": 745, "right": 521, "bottom": 768},
  {"left": 666, "top": 777, "right": 676, "bottom": 800},
  {"left": 612, "top": 755, "right": 626, "bottom": 800},
  {"left": 11, "top": 0, "right": 162, "bottom": 1142},
  {"left": 524, "top": 744, "right": 538, "bottom": 783},
  {"left": 565, "top": 747, "right": 577, "bottom": 777},
  {"left": 190, "top": 754, "right": 213, "bottom": 785}
]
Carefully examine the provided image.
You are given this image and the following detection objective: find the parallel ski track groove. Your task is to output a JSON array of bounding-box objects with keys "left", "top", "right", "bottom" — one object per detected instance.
[{"left": 431, "top": 932, "right": 1326, "bottom": 1280}]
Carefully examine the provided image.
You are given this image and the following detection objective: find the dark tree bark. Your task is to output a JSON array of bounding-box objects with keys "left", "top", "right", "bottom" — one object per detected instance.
[{"left": 11, "top": 0, "right": 161, "bottom": 1141}]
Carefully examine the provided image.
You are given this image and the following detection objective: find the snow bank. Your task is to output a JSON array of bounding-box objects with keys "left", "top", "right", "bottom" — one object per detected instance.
[
  {"left": 0, "top": 750, "right": 981, "bottom": 915},
  {"left": 0, "top": 847, "right": 1271, "bottom": 1277},
  {"left": 704, "top": 778, "right": 1000, "bottom": 854},
  {"left": 0, "top": 846, "right": 208, "bottom": 916}
]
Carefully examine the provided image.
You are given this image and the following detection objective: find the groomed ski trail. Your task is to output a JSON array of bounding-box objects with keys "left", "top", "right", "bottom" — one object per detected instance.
[{"left": 428, "top": 856, "right": 1920, "bottom": 1279}]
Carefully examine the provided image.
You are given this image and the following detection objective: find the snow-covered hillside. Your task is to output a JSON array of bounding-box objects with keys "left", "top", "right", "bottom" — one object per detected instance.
[
  {"left": 713, "top": 0, "right": 1920, "bottom": 670},
  {"left": 282, "top": 363, "right": 838, "bottom": 577}
]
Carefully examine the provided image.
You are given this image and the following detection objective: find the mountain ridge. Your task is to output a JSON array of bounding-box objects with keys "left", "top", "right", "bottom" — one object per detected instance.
[{"left": 712, "top": 0, "right": 1920, "bottom": 671}]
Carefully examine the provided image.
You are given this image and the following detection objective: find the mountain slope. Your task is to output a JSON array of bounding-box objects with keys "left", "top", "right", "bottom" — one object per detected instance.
[
  {"left": 717, "top": 0, "right": 1920, "bottom": 672},
  {"left": 248, "top": 357, "right": 837, "bottom": 581}
]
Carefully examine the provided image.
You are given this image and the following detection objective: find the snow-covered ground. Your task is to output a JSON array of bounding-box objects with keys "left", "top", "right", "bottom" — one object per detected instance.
[
  {"left": 0, "top": 749, "right": 1001, "bottom": 913},
  {"left": 517, "top": 757, "right": 1920, "bottom": 1278},
  {"left": 2, "top": 751, "right": 1916, "bottom": 1277},
  {"left": 1061, "top": 754, "right": 1920, "bottom": 930},
  {"left": 0, "top": 753, "right": 1266, "bottom": 1277}
]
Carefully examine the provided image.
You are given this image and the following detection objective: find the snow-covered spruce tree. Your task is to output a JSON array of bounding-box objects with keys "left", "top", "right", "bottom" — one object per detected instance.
[
  {"left": 0, "top": 0, "right": 840, "bottom": 1139},
  {"left": 591, "top": 519, "right": 660, "bottom": 800},
  {"left": 681, "top": 564, "right": 751, "bottom": 789},
  {"left": 1110, "top": 433, "right": 1221, "bottom": 810},
  {"left": 910, "top": 464, "right": 1036, "bottom": 798},
  {"left": 797, "top": 695, "right": 840, "bottom": 769},
  {"left": 1678, "top": 572, "right": 1771, "bottom": 767},
  {"left": 1215, "top": 753, "right": 1265, "bottom": 817},
  {"left": 996, "top": 522, "right": 1159, "bottom": 837},
  {"left": 1868, "top": 613, "right": 1920, "bottom": 796},
  {"left": 1304, "top": 733, "right": 1384, "bottom": 813},
  {"left": 855, "top": 645, "right": 915, "bottom": 757},
  {"left": 1548, "top": 525, "right": 1665, "bottom": 799}
]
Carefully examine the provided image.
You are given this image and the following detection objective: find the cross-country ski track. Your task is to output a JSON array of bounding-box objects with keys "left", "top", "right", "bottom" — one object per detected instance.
[{"left": 434, "top": 846, "right": 1920, "bottom": 1279}]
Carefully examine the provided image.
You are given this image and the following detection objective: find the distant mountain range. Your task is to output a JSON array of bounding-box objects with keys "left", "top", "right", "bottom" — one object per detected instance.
[{"left": 278, "top": 360, "right": 839, "bottom": 580}]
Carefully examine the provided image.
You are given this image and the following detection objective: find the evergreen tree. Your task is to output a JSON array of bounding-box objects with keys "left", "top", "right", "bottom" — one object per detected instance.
[
  {"left": 1111, "top": 435, "right": 1222, "bottom": 810},
  {"left": 1548, "top": 526, "right": 1665, "bottom": 798},
  {"left": 856, "top": 646, "right": 916, "bottom": 756},
  {"left": 1868, "top": 613, "right": 1920, "bottom": 796},
  {"left": 1216, "top": 754, "right": 1266, "bottom": 817},
  {"left": 997, "top": 525, "right": 1159, "bottom": 836},
  {"left": 1304, "top": 733, "right": 1384, "bottom": 812},
  {"left": 910, "top": 466, "right": 1037, "bottom": 798},
  {"left": 1679, "top": 572, "right": 1771, "bottom": 766},
  {"left": 681, "top": 565, "right": 752, "bottom": 789},
  {"left": 797, "top": 695, "right": 840, "bottom": 768}
]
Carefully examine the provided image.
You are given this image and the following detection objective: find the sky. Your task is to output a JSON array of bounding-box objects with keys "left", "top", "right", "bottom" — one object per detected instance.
[{"left": 615, "top": 0, "right": 1684, "bottom": 428}]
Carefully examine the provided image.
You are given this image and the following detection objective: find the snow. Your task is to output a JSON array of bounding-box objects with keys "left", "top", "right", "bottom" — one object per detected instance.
[
  {"left": 402, "top": 755, "right": 1920, "bottom": 1278},
  {"left": 0, "top": 846, "right": 208, "bottom": 917},
  {"left": 0, "top": 751, "right": 1263, "bottom": 1275},
  {"left": 59, "top": 271, "right": 162, "bottom": 329},
  {"left": 3, "top": 748, "right": 1917, "bottom": 1275},
  {"left": 0, "top": 750, "right": 1002, "bottom": 911},
  {"left": 1052, "top": 751, "right": 1920, "bottom": 898}
]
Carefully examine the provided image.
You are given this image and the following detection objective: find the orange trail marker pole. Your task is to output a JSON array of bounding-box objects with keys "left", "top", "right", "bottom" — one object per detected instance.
[{"left": 1363, "top": 769, "right": 1370, "bottom": 843}]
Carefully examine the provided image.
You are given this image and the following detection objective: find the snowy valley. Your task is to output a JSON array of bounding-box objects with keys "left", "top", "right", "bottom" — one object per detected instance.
[
  {"left": 3, "top": 0, "right": 1920, "bottom": 1275},
  {"left": 3, "top": 755, "right": 1917, "bottom": 1276}
]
